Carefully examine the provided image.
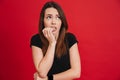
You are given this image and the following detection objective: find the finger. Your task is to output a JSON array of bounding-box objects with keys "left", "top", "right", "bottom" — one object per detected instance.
[
  {"left": 43, "top": 28, "right": 55, "bottom": 42},
  {"left": 46, "top": 28, "right": 50, "bottom": 38},
  {"left": 48, "top": 28, "right": 52, "bottom": 38},
  {"left": 42, "top": 29, "right": 44, "bottom": 34},
  {"left": 49, "top": 28, "right": 54, "bottom": 38},
  {"left": 43, "top": 29, "right": 48, "bottom": 38},
  {"left": 33, "top": 72, "right": 37, "bottom": 80},
  {"left": 46, "top": 28, "right": 52, "bottom": 39}
]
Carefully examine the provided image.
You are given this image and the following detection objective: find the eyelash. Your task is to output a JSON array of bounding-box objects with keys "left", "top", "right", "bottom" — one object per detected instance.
[
  {"left": 57, "top": 16, "right": 61, "bottom": 19},
  {"left": 46, "top": 16, "right": 61, "bottom": 20},
  {"left": 46, "top": 16, "right": 51, "bottom": 19}
]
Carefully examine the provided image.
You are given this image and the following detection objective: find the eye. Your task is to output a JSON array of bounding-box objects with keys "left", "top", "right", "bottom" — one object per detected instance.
[
  {"left": 56, "top": 15, "right": 61, "bottom": 20},
  {"left": 46, "top": 16, "right": 52, "bottom": 20}
]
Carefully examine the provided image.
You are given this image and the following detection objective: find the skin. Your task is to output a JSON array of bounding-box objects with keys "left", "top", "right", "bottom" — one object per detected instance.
[
  {"left": 43, "top": 7, "right": 62, "bottom": 42},
  {"left": 32, "top": 7, "right": 81, "bottom": 80}
]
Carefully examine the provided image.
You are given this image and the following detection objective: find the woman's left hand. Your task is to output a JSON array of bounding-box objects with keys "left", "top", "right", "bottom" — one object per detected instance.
[{"left": 34, "top": 72, "right": 48, "bottom": 80}]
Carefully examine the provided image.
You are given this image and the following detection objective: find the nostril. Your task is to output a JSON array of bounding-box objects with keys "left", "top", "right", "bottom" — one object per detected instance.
[{"left": 52, "top": 21, "right": 56, "bottom": 24}]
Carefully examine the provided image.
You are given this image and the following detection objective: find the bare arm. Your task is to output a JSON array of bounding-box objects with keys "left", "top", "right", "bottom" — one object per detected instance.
[
  {"left": 53, "top": 43, "right": 81, "bottom": 80},
  {"left": 32, "top": 28, "right": 57, "bottom": 78},
  {"left": 32, "top": 43, "right": 56, "bottom": 78},
  {"left": 33, "top": 43, "right": 81, "bottom": 80}
]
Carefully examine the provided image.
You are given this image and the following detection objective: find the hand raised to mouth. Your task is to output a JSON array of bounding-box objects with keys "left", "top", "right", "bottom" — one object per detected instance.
[{"left": 42, "top": 27, "right": 57, "bottom": 44}]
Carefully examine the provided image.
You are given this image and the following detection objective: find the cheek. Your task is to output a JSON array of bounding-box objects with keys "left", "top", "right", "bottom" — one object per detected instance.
[
  {"left": 58, "top": 21, "right": 62, "bottom": 29},
  {"left": 57, "top": 24, "right": 62, "bottom": 32},
  {"left": 44, "top": 20, "right": 50, "bottom": 27}
]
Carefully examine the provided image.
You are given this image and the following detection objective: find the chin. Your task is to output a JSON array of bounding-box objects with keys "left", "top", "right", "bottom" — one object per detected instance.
[{"left": 53, "top": 31, "right": 58, "bottom": 36}]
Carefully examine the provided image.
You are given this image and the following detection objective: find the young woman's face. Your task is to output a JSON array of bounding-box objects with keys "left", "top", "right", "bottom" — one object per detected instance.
[{"left": 44, "top": 7, "right": 62, "bottom": 36}]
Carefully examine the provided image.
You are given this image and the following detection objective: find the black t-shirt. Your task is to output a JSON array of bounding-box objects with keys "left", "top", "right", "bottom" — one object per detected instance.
[{"left": 30, "top": 32, "right": 78, "bottom": 76}]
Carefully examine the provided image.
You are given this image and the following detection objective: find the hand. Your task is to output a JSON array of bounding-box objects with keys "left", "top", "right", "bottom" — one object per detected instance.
[
  {"left": 42, "top": 28, "right": 56, "bottom": 44},
  {"left": 34, "top": 72, "right": 48, "bottom": 80}
]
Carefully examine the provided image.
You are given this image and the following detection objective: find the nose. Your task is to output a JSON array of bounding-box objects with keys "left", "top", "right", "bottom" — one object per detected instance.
[{"left": 51, "top": 18, "right": 56, "bottom": 25}]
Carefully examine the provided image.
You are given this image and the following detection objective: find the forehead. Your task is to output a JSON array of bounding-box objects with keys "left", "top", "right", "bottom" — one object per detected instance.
[{"left": 45, "top": 7, "right": 59, "bottom": 15}]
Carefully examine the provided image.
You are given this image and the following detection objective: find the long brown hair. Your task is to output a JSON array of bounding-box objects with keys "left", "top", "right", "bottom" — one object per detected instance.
[{"left": 39, "top": 1, "right": 68, "bottom": 58}]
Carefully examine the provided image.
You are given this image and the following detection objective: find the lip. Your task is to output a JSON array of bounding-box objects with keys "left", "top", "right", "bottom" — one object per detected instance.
[
  {"left": 52, "top": 28, "right": 56, "bottom": 32},
  {"left": 51, "top": 26, "right": 57, "bottom": 32}
]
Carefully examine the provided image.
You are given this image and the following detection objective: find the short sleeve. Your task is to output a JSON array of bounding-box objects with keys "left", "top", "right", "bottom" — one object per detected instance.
[
  {"left": 66, "top": 33, "right": 78, "bottom": 48},
  {"left": 30, "top": 34, "right": 42, "bottom": 48}
]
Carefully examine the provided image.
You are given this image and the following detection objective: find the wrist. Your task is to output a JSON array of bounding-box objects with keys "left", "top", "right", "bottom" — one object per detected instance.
[{"left": 49, "top": 42, "right": 56, "bottom": 46}]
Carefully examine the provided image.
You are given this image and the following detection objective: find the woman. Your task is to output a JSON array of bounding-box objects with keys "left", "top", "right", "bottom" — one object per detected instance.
[{"left": 30, "top": 1, "right": 81, "bottom": 80}]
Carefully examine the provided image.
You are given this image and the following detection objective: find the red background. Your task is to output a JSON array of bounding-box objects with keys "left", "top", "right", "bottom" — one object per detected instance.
[{"left": 0, "top": 0, "right": 120, "bottom": 80}]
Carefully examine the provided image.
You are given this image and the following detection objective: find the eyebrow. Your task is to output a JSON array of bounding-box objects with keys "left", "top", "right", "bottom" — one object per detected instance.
[
  {"left": 45, "top": 14, "right": 60, "bottom": 16},
  {"left": 46, "top": 14, "right": 52, "bottom": 16}
]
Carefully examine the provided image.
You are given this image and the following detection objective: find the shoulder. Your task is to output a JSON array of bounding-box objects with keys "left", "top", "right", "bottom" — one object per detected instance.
[
  {"left": 31, "top": 34, "right": 40, "bottom": 40},
  {"left": 66, "top": 32, "right": 76, "bottom": 38},
  {"left": 66, "top": 32, "right": 78, "bottom": 48},
  {"left": 66, "top": 32, "right": 78, "bottom": 42},
  {"left": 30, "top": 33, "right": 42, "bottom": 48},
  {"left": 31, "top": 33, "right": 41, "bottom": 43}
]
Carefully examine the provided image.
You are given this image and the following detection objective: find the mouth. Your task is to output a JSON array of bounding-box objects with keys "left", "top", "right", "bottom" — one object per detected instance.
[{"left": 51, "top": 27, "right": 57, "bottom": 32}]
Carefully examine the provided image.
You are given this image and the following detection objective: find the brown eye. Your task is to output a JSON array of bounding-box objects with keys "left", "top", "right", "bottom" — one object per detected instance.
[
  {"left": 56, "top": 15, "right": 61, "bottom": 20},
  {"left": 46, "top": 16, "right": 52, "bottom": 20}
]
